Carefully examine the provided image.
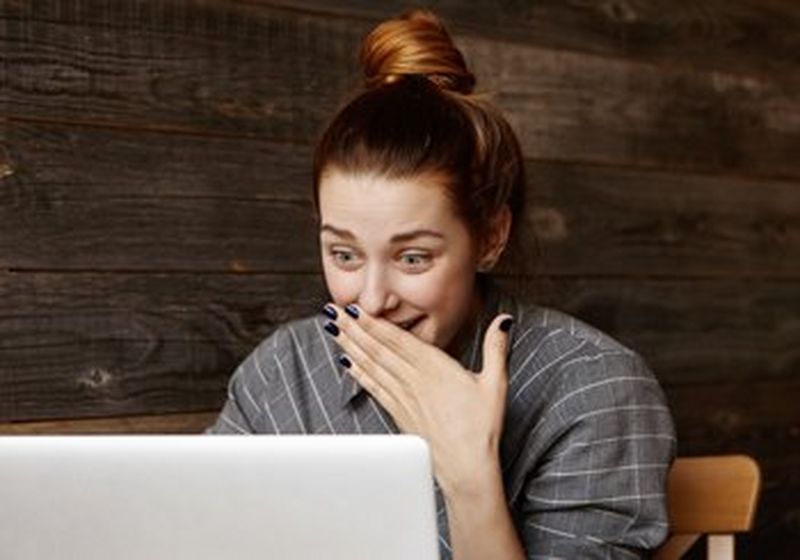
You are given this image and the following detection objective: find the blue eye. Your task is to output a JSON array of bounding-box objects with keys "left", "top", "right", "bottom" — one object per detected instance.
[
  {"left": 328, "top": 249, "right": 431, "bottom": 271},
  {"left": 401, "top": 254, "right": 431, "bottom": 267},
  {"left": 330, "top": 250, "right": 357, "bottom": 264}
]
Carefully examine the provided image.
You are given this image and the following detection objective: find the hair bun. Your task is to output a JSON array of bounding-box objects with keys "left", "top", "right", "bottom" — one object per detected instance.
[{"left": 359, "top": 9, "right": 476, "bottom": 95}]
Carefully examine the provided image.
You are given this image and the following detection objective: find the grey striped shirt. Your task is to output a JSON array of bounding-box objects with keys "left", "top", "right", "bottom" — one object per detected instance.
[{"left": 206, "top": 277, "right": 676, "bottom": 559}]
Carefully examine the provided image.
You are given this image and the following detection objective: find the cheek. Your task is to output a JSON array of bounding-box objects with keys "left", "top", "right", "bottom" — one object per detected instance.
[
  {"left": 411, "top": 273, "right": 474, "bottom": 349},
  {"left": 322, "top": 263, "right": 355, "bottom": 303},
  {"left": 410, "top": 266, "right": 474, "bottom": 316}
]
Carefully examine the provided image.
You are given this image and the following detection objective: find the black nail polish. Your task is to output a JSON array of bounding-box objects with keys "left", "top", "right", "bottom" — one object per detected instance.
[
  {"left": 338, "top": 355, "right": 352, "bottom": 368},
  {"left": 345, "top": 305, "right": 359, "bottom": 319},
  {"left": 324, "top": 322, "right": 340, "bottom": 337},
  {"left": 500, "top": 317, "right": 514, "bottom": 332},
  {"left": 322, "top": 304, "right": 337, "bottom": 320}
]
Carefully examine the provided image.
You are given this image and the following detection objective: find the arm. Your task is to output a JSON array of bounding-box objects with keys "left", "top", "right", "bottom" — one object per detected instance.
[
  {"left": 515, "top": 352, "right": 676, "bottom": 558},
  {"left": 442, "top": 453, "right": 526, "bottom": 560}
]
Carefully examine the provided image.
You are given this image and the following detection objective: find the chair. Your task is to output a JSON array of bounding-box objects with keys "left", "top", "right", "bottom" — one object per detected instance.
[{"left": 654, "top": 455, "right": 761, "bottom": 560}]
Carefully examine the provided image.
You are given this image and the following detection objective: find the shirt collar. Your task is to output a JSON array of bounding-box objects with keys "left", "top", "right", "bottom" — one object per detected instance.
[{"left": 338, "top": 275, "right": 513, "bottom": 408}]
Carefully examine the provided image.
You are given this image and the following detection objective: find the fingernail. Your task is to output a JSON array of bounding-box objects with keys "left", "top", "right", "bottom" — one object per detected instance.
[
  {"left": 345, "top": 304, "right": 359, "bottom": 319},
  {"left": 338, "top": 355, "right": 352, "bottom": 368},
  {"left": 322, "top": 304, "right": 337, "bottom": 320},
  {"left": 500, "top": 317, "right": 514, "bottom": 332},
  {"left": 324, "top": 322, "right": 340, "bottom": 337}
]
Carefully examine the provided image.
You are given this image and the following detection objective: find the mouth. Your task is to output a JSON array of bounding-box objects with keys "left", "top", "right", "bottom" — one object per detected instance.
[{"left": 398, "top": 316, "right": 425, "bottom": 331}]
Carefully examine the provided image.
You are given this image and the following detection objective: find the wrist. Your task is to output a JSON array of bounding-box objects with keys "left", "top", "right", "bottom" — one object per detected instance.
[
  {"left": 440, "top": 451, "right": 504, "bottom": 504},
  {"left": 440, "top": 454, "right": 526, "bottom": 560}
]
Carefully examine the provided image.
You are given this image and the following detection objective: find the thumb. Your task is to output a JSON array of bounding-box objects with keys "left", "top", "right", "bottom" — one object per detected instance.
[{"left": 480, "top": 314, "right": 514, "bottom": 377}]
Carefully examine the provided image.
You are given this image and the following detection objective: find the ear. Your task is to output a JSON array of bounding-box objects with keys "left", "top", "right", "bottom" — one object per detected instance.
[{"left": 478, "top": 204, "right": 512, "bottom": 268}]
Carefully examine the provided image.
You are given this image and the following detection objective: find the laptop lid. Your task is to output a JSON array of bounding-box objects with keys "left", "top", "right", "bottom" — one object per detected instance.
[{"left": 0, "top": 434, "right": 440, "bottom": 560}]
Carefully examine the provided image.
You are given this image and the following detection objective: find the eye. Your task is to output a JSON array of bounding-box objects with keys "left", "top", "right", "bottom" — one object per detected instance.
[
  {"left": 400, "top": 253, "right": 432, "bottom": 268},
  {"left": 329, "top": 249, "right": 359, "bottom": 267}
]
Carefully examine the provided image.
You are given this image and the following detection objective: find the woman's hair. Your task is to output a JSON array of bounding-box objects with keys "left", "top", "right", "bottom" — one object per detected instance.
[{"left": 311, "top": 8, "right": 542, "bottom": 302}]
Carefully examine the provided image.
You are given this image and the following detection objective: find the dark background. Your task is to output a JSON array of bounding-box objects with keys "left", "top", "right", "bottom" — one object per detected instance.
[{"left": 1, "top": 1, "right": 798, "bottom": 557}]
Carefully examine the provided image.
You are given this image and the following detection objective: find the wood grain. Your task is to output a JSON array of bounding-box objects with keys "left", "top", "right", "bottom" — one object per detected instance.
[
  {"left": 257, "top": 0, "right": 800, "bottom": 78},
  {"left": 2, "top": 121, "right": 798, "bottom": 276},
  {"left": 4, "top": 0, "right": 800, "bottom": 81},
  {"left": 0, "top": 410, "right": 217, "bottom": 434},
  {"left": 1, "top": 271, "right": 797, "bottom": 421},
  {"left": 0, "top": 271, "right": 329, "bottom": 422},
  {"left": 0, "top": 122, "right": 320, "bottom": 271},
  {"left": 547, "top": 277, "right": 800, "bottom": 387},
  {"left": 1, "top": 2, "right": 799, "bottom": 176}
]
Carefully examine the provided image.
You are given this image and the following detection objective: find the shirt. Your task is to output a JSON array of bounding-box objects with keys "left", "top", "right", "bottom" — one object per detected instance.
[{"left": 206, "top": 276, "right": 677, "bottom": 559}]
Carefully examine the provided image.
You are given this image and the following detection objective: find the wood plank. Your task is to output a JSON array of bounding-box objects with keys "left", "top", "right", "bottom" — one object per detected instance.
[
  {"left": 0, "top": 271, "right": 329, "bottom": 422},
  {"left": 0, "top": 1, "right": 357, "bottom": 142},
  {"left": 1, "top": 2, "right": 799, "bottom": 176},
  {"left": 0, "top": 122, "right": 321, "bottom": 272},
  {"left": 4, "top": 0, "right": 799, "bottom": 83},
  {"left": 667, "top": 380, "right": 800, "bottom": 454},
  {"left": 0, "top": 410, "right": 217, "bottom": 434},
  {"left": 1, "top": 271, "right": 797, "bottom": 421},
  {"left": 2, "top": 121, "right": 798, "bottom": 276},
  {"left": 257, "top": 0, "right": 800, "bottom": 78},
  {"left": 545, "top": 277, "right": 800, "bottom": 386},
  {"left": 529, "top": 162, "right": 800, "bottom": 279}
]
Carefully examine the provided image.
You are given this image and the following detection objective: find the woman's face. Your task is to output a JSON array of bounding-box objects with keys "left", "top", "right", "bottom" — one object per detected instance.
[{"left": 318, "top": 168, "right": 482, "bottom": 355}]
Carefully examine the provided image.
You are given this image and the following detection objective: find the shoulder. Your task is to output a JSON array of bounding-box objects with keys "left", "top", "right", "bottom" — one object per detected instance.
[
  {"left": 511, "top": 298, "right": 654, "bottom": 368},
  {"left": 506, "top": 302, "right": 644, "bottom": 381},
  {"left": 509, "top": 301, "right": 637, "bottom": 360},
  {"left": 503, "top": 300, "right": 670, "bottom": 424}
]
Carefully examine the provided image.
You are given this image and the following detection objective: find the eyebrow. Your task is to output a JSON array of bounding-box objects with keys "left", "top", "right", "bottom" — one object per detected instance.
[{"left": 320, "top": 224, "right": 445, "bottom": 243}]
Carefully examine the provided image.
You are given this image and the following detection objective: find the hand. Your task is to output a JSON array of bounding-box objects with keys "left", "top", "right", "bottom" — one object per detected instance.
[{"left": 323, "top": 303, "right": 514, "bottom": 494}]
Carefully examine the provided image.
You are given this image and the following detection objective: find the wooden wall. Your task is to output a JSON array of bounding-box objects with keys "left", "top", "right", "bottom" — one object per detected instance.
[{"left": 1, "top": 1, "right": 798, "bottom": 557}]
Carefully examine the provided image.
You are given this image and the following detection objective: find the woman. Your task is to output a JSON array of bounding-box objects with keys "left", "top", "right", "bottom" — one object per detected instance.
[{"left": 207, "top": 9, "right": 676, "bottom": 559}]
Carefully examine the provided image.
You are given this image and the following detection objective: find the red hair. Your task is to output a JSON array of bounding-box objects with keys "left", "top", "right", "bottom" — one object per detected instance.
[{"left": 312, "top": 9, "right": 540, "bottom": 299}]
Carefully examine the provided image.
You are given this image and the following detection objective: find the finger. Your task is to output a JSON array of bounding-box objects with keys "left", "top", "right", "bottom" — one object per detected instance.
[
  {"left": 338, "top": 303, "right": 424, "bottom": 365},
  {"left": 330, "top": 318, "right": 408, "bottom": 398},
  {"left": 329, "top": 304, "right": 419, "bottom": 385},
  {"left": 480, "top": 314, "right": 514, "bottom": 379},
  {"left": 340, "top": 352, "right": 407, "bottom": 425}
]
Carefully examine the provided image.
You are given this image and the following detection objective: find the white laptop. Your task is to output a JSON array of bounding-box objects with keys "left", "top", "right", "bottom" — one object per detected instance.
[{"left": 0, "top": 434, "right": 440, "bottom": 560}]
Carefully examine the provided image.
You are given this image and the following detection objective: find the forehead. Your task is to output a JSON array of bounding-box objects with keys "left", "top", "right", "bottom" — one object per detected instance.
[{"left": 318, "top": 169, "right": 463, "bottom": 236}]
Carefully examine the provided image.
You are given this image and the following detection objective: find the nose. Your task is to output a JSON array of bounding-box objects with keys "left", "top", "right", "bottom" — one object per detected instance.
[{"left": 356, "top": 264, "right": 399, "bottom": 317}]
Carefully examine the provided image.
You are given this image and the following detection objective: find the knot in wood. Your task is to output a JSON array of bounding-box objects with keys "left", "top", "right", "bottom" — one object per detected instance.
[
  {"left": 601, "top": 0, "right": 638, "bottom": 23},
  {"left": 78, "top": 368, "right": 114, "bottom": 390},
  {"left": 0, "top": 145, "right": 14, "bottom": 179},
  {"left": 530, "top": 207, "right": 568, "bottom": 242}
]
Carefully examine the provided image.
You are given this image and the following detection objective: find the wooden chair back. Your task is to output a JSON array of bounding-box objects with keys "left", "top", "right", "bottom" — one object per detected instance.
[{"left": 654, "top": 455, "right": 760, "bottom": 560}]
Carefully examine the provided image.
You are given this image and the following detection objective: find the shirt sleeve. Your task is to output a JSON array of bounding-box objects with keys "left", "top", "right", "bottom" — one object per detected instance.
[
  {"left": 204, "top": 328, "right": 283, "bottom": 435},
  {"left": 515, "top": 351, "right": 677, "bottom": 559}
]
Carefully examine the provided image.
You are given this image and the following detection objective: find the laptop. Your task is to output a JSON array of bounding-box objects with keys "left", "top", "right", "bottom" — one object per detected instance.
[{"left": 0, "top": 434, "right": 440, "bottom": 560}]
